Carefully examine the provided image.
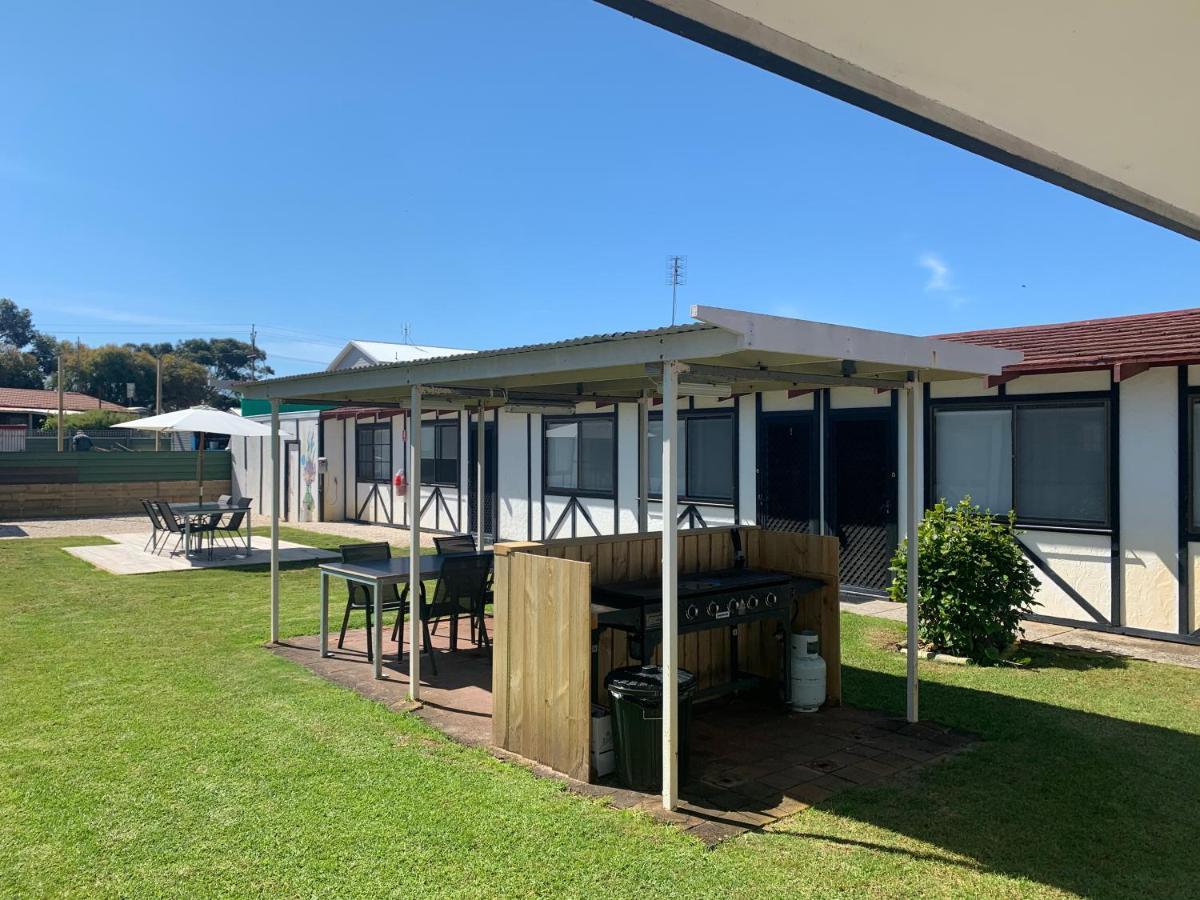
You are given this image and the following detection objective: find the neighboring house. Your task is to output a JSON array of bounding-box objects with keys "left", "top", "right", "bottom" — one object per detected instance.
[
  {"left": 0, "top": 387, "right": 128, "bottom": 428},
  {"left": 231, "top": 307, "right": 1200, "bottom": 645},
  {"left": 233, "top": 340, "right": 474, "bottom": 524}
]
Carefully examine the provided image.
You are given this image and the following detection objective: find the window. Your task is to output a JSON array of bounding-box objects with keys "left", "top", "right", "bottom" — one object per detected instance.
[
  {"left": 648, "top": 411, "right": 735, "bottom": 503},
  {"left": 355, "top": 423, "right": 391, "bottom": 483},
  {"left": 421, "top": 420, "right": 459, "bottom": 486},
  {"left": 1192, "top": 397, "right": 1200, "bottom": 532},
  {"left": 543, "top": 416, "right": 615, "bottom": 495},
  {"left": 932, "top": 400, "right": 1109, "bottom": 527}
]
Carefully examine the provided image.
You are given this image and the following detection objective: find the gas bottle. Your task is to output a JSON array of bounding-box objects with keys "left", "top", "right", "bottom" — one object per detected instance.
[{"left": 790, "top": 629, "right": 826, "bottom": 712}]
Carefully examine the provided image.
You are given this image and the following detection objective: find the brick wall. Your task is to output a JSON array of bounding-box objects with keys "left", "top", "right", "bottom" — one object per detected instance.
[{"left": 0, "top": 479, "right": 233, "bottom": 518}]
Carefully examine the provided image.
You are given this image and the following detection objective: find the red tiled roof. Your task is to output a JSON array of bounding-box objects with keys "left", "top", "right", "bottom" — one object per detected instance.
[
  {"left": 0, "top": 387, "right": 129, "bottom": 412},
  {"left": 935, "top": 307, "right": 1200, "bottom": 377}
]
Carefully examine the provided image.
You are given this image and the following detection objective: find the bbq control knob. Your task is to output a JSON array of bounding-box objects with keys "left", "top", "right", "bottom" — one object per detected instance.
[
  {"left": 729, "top": 598, "right": 742, "bottom": 615},
  {"left": 685, "top": 603, "right": 700, "bottom": 622},
  {"left": 746, "top": 594, "right": 760, "bottom": 610},
  {"left": 765, "top": 592, "right": 778, "bottom": 608},
  {"left": 706, "top": 601, "right": 720, "bottom": 617}
]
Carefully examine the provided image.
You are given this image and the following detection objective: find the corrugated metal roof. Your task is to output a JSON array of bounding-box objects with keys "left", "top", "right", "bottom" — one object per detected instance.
[
  {"left": 0, "top": 387, "right": 128, "bottom": 412},
  {"left": 935, "top": 307, "right": 1200, "bottom": 374},
  {"left": 259, "top": 323, "right": 718, "bottom": 385}
]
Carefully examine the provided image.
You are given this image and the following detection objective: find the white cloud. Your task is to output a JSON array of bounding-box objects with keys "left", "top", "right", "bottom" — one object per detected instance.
[{"left": 918, "top": 253, "right": 953, "bottom": 292}]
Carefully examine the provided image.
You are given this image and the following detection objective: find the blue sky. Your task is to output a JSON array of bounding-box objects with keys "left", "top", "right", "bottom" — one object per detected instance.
[{"left": 2, "top": 2, "right": 1197, "bottom": 376}]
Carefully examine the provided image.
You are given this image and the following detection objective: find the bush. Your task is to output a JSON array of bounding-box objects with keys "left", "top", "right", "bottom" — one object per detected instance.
[
  {"left": 889, "top": 497, "right": 1038, "bottom": 663},
  {"left": 39, "top": 409, "right": 137, "bottom": 431}
]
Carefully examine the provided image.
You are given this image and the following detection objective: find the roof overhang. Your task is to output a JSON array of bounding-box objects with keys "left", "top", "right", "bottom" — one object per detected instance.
[
  {"left": 237, "top": 307, "right": 1021, "bottom": 409},
  {"left": 597, "top": 1, "right": 1200, "bottom": 241}
]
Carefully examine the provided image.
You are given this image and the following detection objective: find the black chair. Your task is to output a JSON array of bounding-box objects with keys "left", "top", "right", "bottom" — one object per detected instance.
[
  {"left": 155, "top": 500, "right": 215, "bottom": 557},
  {"left": 338, "top": 543, "right": 434, "bottom": 667},
  {"left": 140, "top": 498, "right": 165, "bottom": 552},
  {"left": 211, "top": 497, "right": 252, "bottom": 552},
  {"left": 433, "top": 533, "right": 477, "bottom": 555},
  {"left": 419, "top": 554, "right": 493, "bottom": 672}
]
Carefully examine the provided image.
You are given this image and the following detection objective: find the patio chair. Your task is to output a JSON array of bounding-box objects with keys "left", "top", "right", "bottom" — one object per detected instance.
[
  {"left": 419, "top": 553, "right": 493, "bottom": 673},
  {"left": 140, "top": 498, "right": 165, "bottom": 552},
  {"left": 433, "top": 533, "right": 477, "bottom": 555},
  {"left": 156, "top": 500, "right": 216, "bottom": 558},
  {"left": 211, "top": 497, "right": 252, "bottom": 552},
  {"left": 338, "top": 543, "right": 434, "bottom": 667}
]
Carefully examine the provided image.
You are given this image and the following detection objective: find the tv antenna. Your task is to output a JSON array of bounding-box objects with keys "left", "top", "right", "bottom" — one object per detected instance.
[
  {"left": 666, "top": 255, "right": 687, "bottom": 325},
  {"left": 401, "top": 322, "right": 412, "bottom": 344}
]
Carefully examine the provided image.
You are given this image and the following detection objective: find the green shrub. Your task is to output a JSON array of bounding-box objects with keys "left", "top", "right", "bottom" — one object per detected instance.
[
  {"left": 889, "top": 497, "right": 1038, "bottom": 663},
  {"left": 40, "top": 409, "right": 136, "bottom": 431}
]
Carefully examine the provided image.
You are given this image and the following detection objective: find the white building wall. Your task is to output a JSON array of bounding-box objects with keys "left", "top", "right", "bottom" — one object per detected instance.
[
  {"left": 616, "top": 403, "right": 640, "bottom": 534},
  {"left": 497, "top": 410, "right": 531, "bottom": 541},
  {"left": 1020, "top": 530, "right": 1112, "bottom": 622},
  {"left": 1119, "top": 367, "right": 1179, "bottom": 632}
]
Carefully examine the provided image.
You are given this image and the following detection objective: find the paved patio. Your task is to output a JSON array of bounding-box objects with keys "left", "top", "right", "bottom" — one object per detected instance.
[
  {"left": 275, "top": 619, "right": 973, "bottom": 844},
  {"left": 64, "top": 532, "right": 337, "bottom": 574}
]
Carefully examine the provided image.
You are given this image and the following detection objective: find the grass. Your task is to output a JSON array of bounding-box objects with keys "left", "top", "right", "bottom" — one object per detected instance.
[{"left": 2, "top": 529, "right": 1199, "bottom": 898}]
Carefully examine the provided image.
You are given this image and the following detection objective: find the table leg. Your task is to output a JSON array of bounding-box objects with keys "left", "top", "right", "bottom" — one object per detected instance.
[
  {"left": 372, "top": 582, "right": 383, "bottom": 680},
  {"left": 185, "top": 518, "right": 192, "bottom": 557},
  {"left": 319, "top": 572, "right": 329, "bottom": 657}
]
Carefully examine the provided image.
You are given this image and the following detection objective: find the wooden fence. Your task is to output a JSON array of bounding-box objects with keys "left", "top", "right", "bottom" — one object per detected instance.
[{"left": 491, "top": 526, "right": 840, "bottom": 781}]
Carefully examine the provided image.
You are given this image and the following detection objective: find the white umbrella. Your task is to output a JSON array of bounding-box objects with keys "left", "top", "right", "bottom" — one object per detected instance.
[{"left": 122, "top": 405, "right": 287, "bottom": 504}]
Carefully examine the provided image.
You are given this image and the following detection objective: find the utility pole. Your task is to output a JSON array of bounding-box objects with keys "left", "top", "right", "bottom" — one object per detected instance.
[
  {"left": 56, "top": 353, "right": 64, "bottom": 452},
  {"left": 155, "top": 356, "right": 163, "bottom": 451},
  {"left": 666, "top": 255, "right": 688, "bottom": 326},
  {"left": 249, "top": 324, "right": 258, "bottom": 380}
]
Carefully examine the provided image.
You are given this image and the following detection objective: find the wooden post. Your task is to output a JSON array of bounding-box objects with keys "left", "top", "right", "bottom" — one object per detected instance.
[
  {"left": 660, "top": 361, "right": 679, "bottom": 810},
  {"left": 154, "top": 356, "right": 162, "bottom": 452},
  {"left": 270, "top": 399, "right": 281, "bottom": 644},
  {"left": 476, "top": 402, "right": 485, "bottom": 549},
  {"left": 408, "top": 385, "right": 423, "bottom": 696},
  {"left": 637, "top": 391, "right": 649, "bottom": 533},
  {"left": 56, "top": 354, "right": 64, "bottom": 453},
  {"left": 905, "top": 380, "right": 920, "bottom": 723}
]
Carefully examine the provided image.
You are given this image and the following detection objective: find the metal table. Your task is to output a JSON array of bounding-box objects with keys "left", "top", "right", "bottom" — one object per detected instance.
[
  {"left": 318, "top": 552, "right": 492, "bottom": 680},
  {"left": 172, "top": 500, "right": 252, "bottom": 557}
]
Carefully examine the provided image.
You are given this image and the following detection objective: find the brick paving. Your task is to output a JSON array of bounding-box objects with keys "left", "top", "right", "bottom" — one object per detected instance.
[{"left": 276, "top": 622, "right": 974, "bottom": 845}]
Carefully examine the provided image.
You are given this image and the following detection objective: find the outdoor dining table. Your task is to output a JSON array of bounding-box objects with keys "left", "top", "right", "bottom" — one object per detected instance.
[
  {"left": 171, "top": 500, "right": 252, "bottom": 558},
  {"left": 318, "top": 551, "right": 493, "bottom": 680}
]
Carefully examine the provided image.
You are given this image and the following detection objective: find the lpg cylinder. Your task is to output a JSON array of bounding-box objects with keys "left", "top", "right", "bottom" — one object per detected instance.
[{"left": 790, "top": 629, "right": 826, "bottom": 712}]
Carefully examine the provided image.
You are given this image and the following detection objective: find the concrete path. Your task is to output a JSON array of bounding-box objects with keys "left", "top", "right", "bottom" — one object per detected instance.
[
  {"left": 63, "top": 532, "right": 337, "bottom": 575},
  {"left": 841, "top": 593, "right": 1200, "bottom": 669}
]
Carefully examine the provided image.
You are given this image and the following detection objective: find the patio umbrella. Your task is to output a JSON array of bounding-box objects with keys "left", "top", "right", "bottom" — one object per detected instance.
[{"left": 121, "top": 405, "right": 285, "bottom": 504}]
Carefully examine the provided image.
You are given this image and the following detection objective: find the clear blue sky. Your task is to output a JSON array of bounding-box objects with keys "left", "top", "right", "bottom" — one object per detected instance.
[{"left": 3, "top": 2, "right": 1197, "bottom": 376}]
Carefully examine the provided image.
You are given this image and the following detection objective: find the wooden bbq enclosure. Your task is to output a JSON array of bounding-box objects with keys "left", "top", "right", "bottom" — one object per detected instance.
[{"left": 491, "top": 526, "right": 839, "bottom": 782}]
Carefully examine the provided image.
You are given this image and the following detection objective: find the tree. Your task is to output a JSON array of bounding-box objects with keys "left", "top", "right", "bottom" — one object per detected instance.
[
  {"left": 28, "top": 331, "right": 59, "bottom": 378},
  {"left": 0, "top": 298, "right": 34, "bottom": 349},
  {"left": 0, "top": 348, "right": 43, "bottom": 388},
  {"left": 159, "top": 355, "right": 209, "bottom": 410}
]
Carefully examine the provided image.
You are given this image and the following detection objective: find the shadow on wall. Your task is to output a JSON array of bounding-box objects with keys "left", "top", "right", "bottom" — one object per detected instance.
[{"left": 801, "top": 664, "right": 1200, "bottom": 900}]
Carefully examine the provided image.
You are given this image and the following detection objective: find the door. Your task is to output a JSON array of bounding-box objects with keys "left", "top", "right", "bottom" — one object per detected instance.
[
  {"left": 285, "top": 442, "right": 300, "bottom": 522},
  {"left": 757, "top": 411, "right": 818, "bottom": 533},
  {"left": 467, "top": 419, "right": 497, "bottom": 542},
  {"left": 827, "top": 408, "right": 897, "bottom": 594}
]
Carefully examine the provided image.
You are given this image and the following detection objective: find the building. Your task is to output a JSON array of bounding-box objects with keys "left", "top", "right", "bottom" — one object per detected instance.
[
  {"left": 0, "top": 387, "right": 129, "bottom": 429},
  {"left": 231, "top": 306, "right": 1200, "bottom": 645}
]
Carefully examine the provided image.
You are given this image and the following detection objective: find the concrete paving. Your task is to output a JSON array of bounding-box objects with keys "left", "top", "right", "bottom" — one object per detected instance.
[
  {"left": 842, "top": 594, "right": 1200, "bottom": 670},
  {"left": 64, "top": 532, "right": 337, "bottom": 575}
]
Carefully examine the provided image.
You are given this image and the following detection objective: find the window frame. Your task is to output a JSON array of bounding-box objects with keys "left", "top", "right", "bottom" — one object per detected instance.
[
  {"left": 1186, "top": 390, "right": 1200, "bottom": 538},
  {"left": 420, "top": 419, "right": 460, "bottom": 488},
  {"left": 541, "top": 412, "right": 617, "bottom": 498},
  {"left": 645, "top": 408, "right": 737, "bottom": 506},
  {"left": 929, "top": 393, "right": 1112, "bottom": 532},
  {"left": 354, "top": 421, "right": 392, "bottom": 484}
]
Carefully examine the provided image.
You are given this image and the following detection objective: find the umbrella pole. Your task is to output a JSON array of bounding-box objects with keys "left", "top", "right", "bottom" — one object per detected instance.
[{"left": 198, "top": 431, "right": 205, "bottom": 504}]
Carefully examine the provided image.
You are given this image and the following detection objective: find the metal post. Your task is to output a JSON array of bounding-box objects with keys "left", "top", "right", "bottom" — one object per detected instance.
[
  {"left": 476, "top": 402, "right": 485, "bottom": 549},
  {"left": 638, "top": 390, "right": 650, "bottom": 533},
  {"left": 905, "top": 381, "right": 920, "bottom": 723},
  {"left": 408, "top": 387, "right": 423, "bottom": 699},
  {"left": 270, "top": 399, "right": 281, "bottom": 644},
  {"left": 660, "top": 362, "right": 680, "bottom": 810},
  {"left": 372, "top": 581, "right": 384, "bottom": 680},
  {"left": 56, "top": 354, "right": 64, "bottom": 452},
  {"left": 154, "top": 356, "right": 163, "bottom": 452},
  {"left": 319, "top": 572, "right": 329, "bottom": 657}
]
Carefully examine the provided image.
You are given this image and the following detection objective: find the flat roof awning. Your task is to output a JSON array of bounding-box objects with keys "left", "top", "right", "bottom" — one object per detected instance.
[
  {"left": 238, "top": 306, "right": 1020, "bottom": 407},
  {"left": 598, "top": 1, "right": 1200, "bottom": 241}
]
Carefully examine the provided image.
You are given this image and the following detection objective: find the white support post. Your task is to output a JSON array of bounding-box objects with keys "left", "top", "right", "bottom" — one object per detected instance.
[
  {"left": 660, "top": 362, "right": 680, "bottom": 810},
  {"left": 905, "top": 380, "right": 920, "bottom": 723},
  {"left": 476, "top": 402, "right": 486, "bottom": 549},
  {"left": 638, "top": 391, "right": 650, "bottom": 534},
  {"left": 408, "top": 386, "right": 423, "bottom": 699},
  {"left": 269, "top": 399, "right": 281, "bottom": 643}
]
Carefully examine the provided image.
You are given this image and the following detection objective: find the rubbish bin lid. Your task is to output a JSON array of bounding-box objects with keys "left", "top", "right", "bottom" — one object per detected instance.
[{"left": 605, "top": 665, "right": 697, "bottom": 702}]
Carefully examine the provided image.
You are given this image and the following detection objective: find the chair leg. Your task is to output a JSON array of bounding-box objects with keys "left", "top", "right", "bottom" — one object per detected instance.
[
  {"left": 423, "top": 615, "right": 437, "bottom": 676},
  {"left": 337, "top": 601, "right": 354, "bottom": 650}
]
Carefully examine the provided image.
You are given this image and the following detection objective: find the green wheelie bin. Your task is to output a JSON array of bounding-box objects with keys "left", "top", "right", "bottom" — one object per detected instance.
[{"left": 604, "top": 665, "right": 697, "bottom": 792}]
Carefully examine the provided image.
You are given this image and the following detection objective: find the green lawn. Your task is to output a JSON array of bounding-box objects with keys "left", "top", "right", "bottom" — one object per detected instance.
[{"left": 2, "top": 530, "right": 1198, "bottom": 898}]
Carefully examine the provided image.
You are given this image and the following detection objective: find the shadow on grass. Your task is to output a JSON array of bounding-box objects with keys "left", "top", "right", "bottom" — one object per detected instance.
[{"left": 809, "top": 665, "right": 1200, "bottom": 899}]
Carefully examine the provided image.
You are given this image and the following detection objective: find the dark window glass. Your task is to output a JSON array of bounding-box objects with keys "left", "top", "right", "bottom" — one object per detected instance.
[
  {"left": 1192, "top": 398, "right": 1200, "bottom": 531},
  {"left": 355, "top": 422, "right": 391, "bottom": 483},
  {"left": 1015, "top": 404, "right": 1107, "bottom": 524},
  {"left": 543, "top": 416, "right": 614, "bottom": 495},
  {"left": 647, "top": 412, "right": 735, "bottom": 503},
  {"left": 420, "top": 421, "right": 459, "bottom": 486}
]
